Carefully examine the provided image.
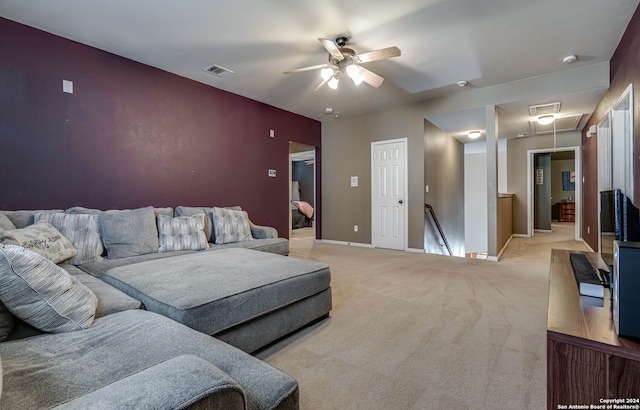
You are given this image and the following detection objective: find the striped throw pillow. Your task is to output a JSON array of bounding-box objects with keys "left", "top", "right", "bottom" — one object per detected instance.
[
  {"left": 157, "top": 214, "right": 209, "bottom": 252},
  {"left": 0, "top": 244, "right": 97, "bottom": 333}
]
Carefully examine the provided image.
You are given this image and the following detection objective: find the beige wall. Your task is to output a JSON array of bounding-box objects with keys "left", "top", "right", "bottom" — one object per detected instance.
[
  {"left": 321, "top": 104, "right": 425, "bottom": 248},
  {"left": 506, "top": 131, "right": 581, "bottom": 234},
  {"left": 424, "top": 120, "right": 465, "bottom": 256}
]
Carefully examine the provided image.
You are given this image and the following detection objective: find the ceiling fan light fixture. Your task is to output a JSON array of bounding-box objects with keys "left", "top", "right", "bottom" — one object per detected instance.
[
  {"left": 537, "top": 114, "right": 555, "bottom": 125},
  {"left": 468, "top": 130, "right": 482, "bottom": 139},
  {"left": 328, "top": 76, "right": 340, "bottom": 90},
  {"left": 320, "top": 67, "right": 334, "bottom": 81}
]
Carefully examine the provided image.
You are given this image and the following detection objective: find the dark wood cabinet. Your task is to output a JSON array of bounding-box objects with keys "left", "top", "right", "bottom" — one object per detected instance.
[
  {"left": 558, "top": 202, "right": 575, "bottom": 222},
  {"left": 547, "top": 250, "right": 640, "bottom": 409}
]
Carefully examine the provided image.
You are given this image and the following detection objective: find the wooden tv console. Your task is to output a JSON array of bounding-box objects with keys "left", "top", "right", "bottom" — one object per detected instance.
[{"left": 547, "top": 249, "right": 640, "bottom": 409}]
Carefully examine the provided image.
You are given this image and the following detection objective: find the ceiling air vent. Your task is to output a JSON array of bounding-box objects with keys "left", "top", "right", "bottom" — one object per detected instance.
[
  {"left": 529, "top": 114, "right": 583, "bottom": 134},
  {"left": 529, "top": 102, "right": 561, "bottom": 117},
  {"left": 203, "top": 64, "right": 234, "bottom": 78}
]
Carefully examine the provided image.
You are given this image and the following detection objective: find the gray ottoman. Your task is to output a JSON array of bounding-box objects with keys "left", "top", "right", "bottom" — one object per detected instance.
[{"left": 101, "top": 248, "right": 332, "bottom": 352}]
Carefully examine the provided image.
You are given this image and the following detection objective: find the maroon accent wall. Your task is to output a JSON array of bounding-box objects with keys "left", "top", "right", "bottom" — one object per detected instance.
[
  {"left": 582, "top": 5, "right": 640, "bottom": 250},
  {"left": 0, "top": 18, "right": 321, "bottom": 238}
]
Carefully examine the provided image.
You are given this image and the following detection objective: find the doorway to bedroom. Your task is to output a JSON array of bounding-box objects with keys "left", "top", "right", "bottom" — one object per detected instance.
[{"left": 289, "top": 142, "right": 316, "bottom": 239}]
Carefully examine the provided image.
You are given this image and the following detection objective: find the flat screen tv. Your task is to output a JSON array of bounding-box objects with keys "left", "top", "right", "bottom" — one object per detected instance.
[{"left": 601, "top": 189, "right": 640, "bottom": 259}]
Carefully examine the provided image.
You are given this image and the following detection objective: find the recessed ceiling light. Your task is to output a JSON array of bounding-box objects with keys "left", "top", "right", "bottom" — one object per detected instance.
[
  {"left": 468, "top": 130, "right": 481, "bottom": 139},
  {"left": 562, "top": 55, "right": 578, "bottom": 64},
  {"left": 457, "top": 80, "right": 468, "bottom": 87},
  {"left": 324, "top": 107, "right": 334, "bottom": 114}
]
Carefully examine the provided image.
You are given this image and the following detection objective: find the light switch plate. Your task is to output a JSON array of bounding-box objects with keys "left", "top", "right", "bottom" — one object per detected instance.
[
  {"left": 269, "top": 129, "right": 275, "bottom": 138},
  {"left": 63, "top": 79, "right": 73, "bottom": 94},
  {"left": 268, "top": 169, "right": 276, "bottom": 177},
  {"left": 351, "top": 176, "right": 358, "bottom": 187}
]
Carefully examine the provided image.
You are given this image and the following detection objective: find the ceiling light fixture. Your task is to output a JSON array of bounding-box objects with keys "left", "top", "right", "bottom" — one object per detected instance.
[
  {"left": 346, "top": 64, "right": 364, "bottom": 86},
  {"left": 537, "top": 114, "right": 555, "bottom": 125},
  {"left": 457, "top": 80, "right": 468, "bottom": 87},
  {"left": 320, "top": 67, "right": 334, "bottom": 81},
  {"left": 468, "top": 130, "right": 482, "bottom": 139},
  {"left": 327, "top": 76, "right": 340, "bottom": 90},
  {"left": 562, "top": 55, "right": 578, "bottom": 64}
]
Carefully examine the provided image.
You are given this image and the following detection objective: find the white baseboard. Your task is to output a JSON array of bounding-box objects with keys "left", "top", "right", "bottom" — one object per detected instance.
[
  {"left": 315, "top": 239, "right": 373, "bottom": 248},
  {"left": 512, "top": 234, "right": 529, "bottom": 238},
  {"left": 495, "top": 234, "right": 514, "bottom": 261},
  {"left": 535, "top": 229, "right": 552, "bottom": 233},
  {"left": 486, "top": 256, "right": 499, "bottom": 262},
  {"left": 406, "top": 248, "right": 426, "bottom": 254}
]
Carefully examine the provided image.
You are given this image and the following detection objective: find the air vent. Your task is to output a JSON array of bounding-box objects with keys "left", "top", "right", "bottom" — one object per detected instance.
[
  {"left": 529, "top": 114, "right": 583, "bottom": 134},
  {"left": 203, "top": 64, "right": 234, "bottom": 78},
  {"left": 529, "top": 102, "right": 561, "bottom": 116}
]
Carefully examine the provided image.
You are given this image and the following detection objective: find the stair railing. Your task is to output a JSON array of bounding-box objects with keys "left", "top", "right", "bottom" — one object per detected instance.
[{"left": 425, "top": 203, "right": 452, "bottom": 256}]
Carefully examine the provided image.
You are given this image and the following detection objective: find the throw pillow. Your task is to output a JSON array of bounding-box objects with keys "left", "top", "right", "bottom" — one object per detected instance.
[
  {"left": 0, "top": 213, "right": 16, "bottom": 232},
  {"left": 65, "top": 206, "right": 102, "bottom": 215},
  {"left": 0, "top": 220, "right": 78, "bottom": 264},
  {"left": 0, "top": 245, "right": 98, "bottom": 333},
  {"left": 157, "top": 214, "right": 209, "bottom": 253},
  {"left": 99, "top": 207, "right": 159, "bottom": 259},
  {"left": 1, "top": 210, "right": 63, "bottom": 229},
  {"left": 211, "top": 207, "right": 254, "bottom": 244},
  {"left": 34, "top": 212, "right": 104, "bottom": 265},
  {"left": 174, "top": 206, "right": 214, "bottom": 242}
]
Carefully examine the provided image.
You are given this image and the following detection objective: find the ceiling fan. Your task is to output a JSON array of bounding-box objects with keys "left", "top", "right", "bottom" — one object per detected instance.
[{"left": 283, "top": 36, "right": 401, "bottom": 91}]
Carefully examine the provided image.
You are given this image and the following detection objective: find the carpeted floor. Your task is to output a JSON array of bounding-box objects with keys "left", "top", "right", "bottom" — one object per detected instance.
[{"left": 256, "top": 223, "right": 589, "bottom": 409}]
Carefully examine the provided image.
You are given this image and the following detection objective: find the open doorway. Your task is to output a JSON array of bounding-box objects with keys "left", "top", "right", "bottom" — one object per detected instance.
[
  {"left": 289, "top": 142, "right": 316, "bottom": 238},
  {"left": 527, "top": 146, "right": 581, "bottom": 240}
]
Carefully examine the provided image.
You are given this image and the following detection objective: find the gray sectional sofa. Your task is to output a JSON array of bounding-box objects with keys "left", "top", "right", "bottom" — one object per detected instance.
[{"left": 0, "top": 206, "right": 332, "bottom": 409}]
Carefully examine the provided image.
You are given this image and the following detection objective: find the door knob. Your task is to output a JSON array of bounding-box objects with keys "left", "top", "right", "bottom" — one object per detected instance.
[{"left": 399, "top": 200, "right": 404, "bottom": 204}]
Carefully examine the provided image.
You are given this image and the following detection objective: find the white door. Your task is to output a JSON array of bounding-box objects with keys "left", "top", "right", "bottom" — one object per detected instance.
[{"left": 372, "top": 139, "right": 407, "bottom": 250}]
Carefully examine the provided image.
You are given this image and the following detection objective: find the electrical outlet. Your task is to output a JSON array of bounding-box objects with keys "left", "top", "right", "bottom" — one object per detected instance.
[
  {"left": 354, "top": 225, "right": 358, "bottom": 232},
  {"left": 268, "top": 169, "right": 276, "bottom": 177},
  {"left": 425, "top": 185, "right": 429, "bottom": 193}
]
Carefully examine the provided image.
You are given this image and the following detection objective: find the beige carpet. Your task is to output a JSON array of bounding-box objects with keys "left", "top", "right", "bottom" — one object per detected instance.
[{"left": 256, "top": 223, "right": 588, "bottom": 409}]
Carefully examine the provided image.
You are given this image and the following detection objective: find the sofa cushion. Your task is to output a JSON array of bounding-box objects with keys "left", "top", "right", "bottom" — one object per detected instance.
[
  {"left": 212, "top": 207, "right": 253, "bottom": 244},
  {"left": 55, "top": 355, "right": 246, "bottom": 410},
  {"left": 99, "top": 207, "right": 159, "bottom": 259},
  {"left": 66, "top": 206, "right": 174, "bottom": 218},
  {"left": 35, "top": 212, "right": 104, "bottom": 265},
  {"left": 62, "top": 264, "right": 142, "bottom": 318},
  {"left": 0, "top": 310, "right": 298, "bottom": 410},
  {"left": 0, "top": 214, "right": 16, "bottom": 232},
  {"left": 1, "top": 209, "right": 63, "bottom": 229},
  {"left": 101, "top": 248, "right": 331, "bottom": 336},
  {"left": 157, "top": 214, "right": 209, "bottom": 253},
  {"left": 0, "top": 245, "right": 97, "bottom": 333},
  {"left": 0, "top": 220, "right": 77, "bottom": 264}
]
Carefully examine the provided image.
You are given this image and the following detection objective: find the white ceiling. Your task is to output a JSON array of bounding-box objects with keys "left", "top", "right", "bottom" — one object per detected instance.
[{"left": 1, "top": 0, "right": 638, "bottom": 138}]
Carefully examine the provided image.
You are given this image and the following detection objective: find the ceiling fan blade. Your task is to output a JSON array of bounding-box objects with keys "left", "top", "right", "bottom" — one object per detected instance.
[
  {"left": 359, "top": 66, "right": 384, "bottom": 88},
  {"left": 319, "top": 38, "right": 344, "bottom": 60},
  {"left": 355, "top": 46, "right": 401, "bottom": 64},
  {"left": 314, "top": 78, "right": 329, "bottom": 91},
  {"left": 283, "top": 64, "right": 327, "bottom": 75}
]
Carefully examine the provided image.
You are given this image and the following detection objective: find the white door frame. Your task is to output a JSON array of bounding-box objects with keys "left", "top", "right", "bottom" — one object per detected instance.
[
  {"left": 289, "top": 148, "right": 317, "bottom": 238},
  {"left": 371, "top": 138, "right": 409, "bottom": 251},
  {"left": 597, "top": 113, "right": 612, "bottom": 252},
  {"left": 526, "top": 146, "right": 581, "bottom": 240}
]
